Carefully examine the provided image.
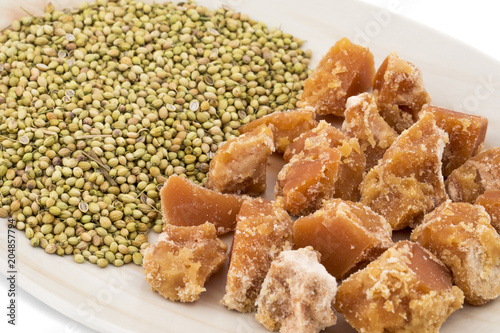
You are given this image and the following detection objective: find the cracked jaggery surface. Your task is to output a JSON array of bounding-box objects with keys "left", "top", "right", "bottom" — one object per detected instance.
[{"left": 476, "top": 189, "right": 500, "bottom": 234}]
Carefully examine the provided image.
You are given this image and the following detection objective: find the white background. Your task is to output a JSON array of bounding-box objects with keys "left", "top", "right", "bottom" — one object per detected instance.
[{"left": 1, "top": 0, "right": 500, "bottom": 332}]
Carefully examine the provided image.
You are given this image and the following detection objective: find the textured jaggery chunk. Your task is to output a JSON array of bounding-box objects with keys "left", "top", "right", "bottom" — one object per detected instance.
[
  {"left": 342, "top": 92, "right": 398, "bottom": 171},
  {"left": 411, "top": 201, "right": 500, "bottom": 305},
  {"left": 255, "top": 247, "right": 337, "bottom": 333},
  {"left": 445, "top": 147, "right": 500, "bottom": 203},
  {"left": 276, "top": 147, "right": 341, "bottom": 216},
  {"left": 205, "top": 125, "right": 274, "bottom": 195},
  {"left": 335, "top": 241, "right": 464, "bottom": 333},
  {"left": 222, "top": 197, "right": 293, "bottom": 312},
  {"left": 284, "top": 120, "right": 366, "bottom": 201},
  {"left": 143, "top": 223, "right": 227, "bottom": 302},
  {"left": 360, "top": 112, "right": 448, "bottom": 230},
  {"left": 298, "top": 38, "right": 375, "bottom": 116},
  {"left": 294, "top": 199, "right": 393, "bottom": 279},
  {"left": 238, "top": 109, "right": 318, "bottom": 153},
  {"left": 373, "top": 52, "right": 431, "bottom": 133},
  {"left": 160, "top": 175, "right": 245, "bottom": 235},
  {"left": 476, "top": 190, "right": 500, "bottom": 233},
  {"left": 422, "top": 105, "right": 488, "bottom": 177}
]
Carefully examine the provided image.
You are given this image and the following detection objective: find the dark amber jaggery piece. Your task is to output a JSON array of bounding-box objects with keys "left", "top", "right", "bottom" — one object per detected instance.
[
  {"left": 160, "top": 175, "right": 245, "bottom": 235},
  {"left": 298, "top": 38, "right": 375, "bottom": 117},
  {"left": 222, "top": 197, "right": 293, "bottom": 312},
  {"left": 255, "top": 247, "right": 337, "bottom": 333},
  {"left": 360, "top": 112, "right": 448, "bottom": 230},
  {"left": 293, "top": 199, "right": 393, "bottom": 279},
  {"left": 422, "top": 105, "right": 488, "bottom": 177},
  {"left": 205, "top": 125, "right": 274, "bottom": 196},
  {"left": 373, "top": 52, "right": 431, "bottom": 133},
  {"left": 342, "top": 92, "right": 398, "bottom": 171},
  {"left": 335, "top": 241, "right": 464, "bottom": 333},
  {"left": 411, "top": 201, "right": 500, "bottom": 305},
  {"left": 143, "top": 222, "right": 228, "bottom": 302},
  {"left": 476, "top": 189, "right": 500, "bottom": 234},
  {"left": 238, "top": 109, "right": 318, "bottom": 153},
  {"left": 446, "top": 147, "right": 500, "bottom": 203}
]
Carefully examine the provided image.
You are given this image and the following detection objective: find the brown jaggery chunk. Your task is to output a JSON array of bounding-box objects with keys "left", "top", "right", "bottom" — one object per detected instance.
[
  {"left": 293, "top": 199, "right": 393, "bottom": 279},
  {"left": 422, "top": 105, "right": 488, "bottom": 177},
  {"left": 205, "top": 125, "right": 274, "bottom": 196},
  {"left": 476, "top": 190, "right": 500, "bottom": 234},
  {"left": 335, "top": 241, "right": 464, "bottom": 333},
  {"left": 298, "top": 37, "right": 375, "bottom": 117},
  {"left": 255, "top": 247, "right": 337, "bottom": 333},
  {"left": 373, "top": 52, "right": 431, "bottom": 133},
  {"left": 411, "top": 201, "right": 500, "bottom": 305},
  {"left": 360, "top": 112, "right": 448, "bottom": 230},
  {"left": 143, "top": 222, "right": 227, "bottom": 302},
  {"left": 284, "top": 120, "right": 366, "bottom": 201},
  {"left": 445, "top": 147, "right": 500, "bottom": 203},
  {"left": 238, "top": 109, "right": 318, "bottom": 153},
  {"left": 275, "top": 147, "right": 341, "bottom": 216},
  {"left": 222, "top": 197, "right": 293, "bottom": 312},
  {"left": 342, "top": 92, "right": 398, "bottom": 171}
]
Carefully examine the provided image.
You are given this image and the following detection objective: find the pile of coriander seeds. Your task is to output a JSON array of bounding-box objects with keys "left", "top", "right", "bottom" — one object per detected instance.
[{"left": 0, "top": 0, "right": 311, "bottom": 267}]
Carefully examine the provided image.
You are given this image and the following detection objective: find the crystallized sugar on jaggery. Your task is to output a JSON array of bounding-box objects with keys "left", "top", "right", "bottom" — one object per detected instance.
[
  {"left": 476, "top": 190, "right": 500, "bottom": 234},
  {"left": 298, "top": 38, "right": 375, "bottom": 117},
  {"left": 255, "top": 247, "right": 337, "bottom": 333},
  {"left": 238, "top": 109, "right": 318, "bottom": 153},
  {"left": 143, "top": 223, "right": 227, "bottom": 302},
  {"left": 294, "top": 199, "right": 393, "bottom": 279},
  {"left": 222, "top": 197, "right": 293, "bottom": 312},
  {"left": 446, "top": 147, "right": 500, "bottom": 203},
  {"left": 335, "top": 241, "right": 464, "bottom": 333},
  {"left": 205, "top": 125, "right": 274, "bottom": 196},
  {"left": 373, "top": 52, "right": 431, "bottom": 133},
  {"left": 360, "top": 112, "right": 448, "bottom": 230},
  {"left": 411, "top": 201, "right": 500, "bottom": 305},
  {"left": 342, "top": 92, "right": 398, "bottom": 171}
]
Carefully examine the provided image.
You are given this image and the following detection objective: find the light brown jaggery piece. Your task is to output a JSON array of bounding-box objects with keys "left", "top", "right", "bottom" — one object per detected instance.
[
  {"left": 255, "top": 247, "right": 337, "bottom": 333},
  {"left": 476, "top": 189, "right": 500, "bottom": 234},
  {"left": 293, "top": 199, "right": 393, "bottom": 279},
  {"left": 160, "top": 175, "right": 245, "bottom": 235},
  {"left": 446, "top": 147, "right": 500, "bottom": 203},
  {"left": 205, "top": 125, "right": 274, "bottom": 195},
  {"left": 222, "top": 197, "right": 293, "bottom": 312},
  {"left": 298, "top": 37, "right": 375, "bottom": 117},
  {"left": 422, "top": 105, "right": 488, "bottom": 177},
  {"left": 143, "top": 222, "right": 227, "bottom": 302},
  {"left": 238, "top": 109, "right": 318, "bottom": 153},
  {"left": 335, "top": 241, "right": 464, "bottom": 333},
  {"left": 411, "top": 201, "right": 500, "bottom": 305},
  {"left": 360, "top": 112, "right": 448, "bottom": 230},
  {"left": 373, "top": 52, "right": 431, "bottom": 133},
  {"left": 342, "top": 92, "right": 398, "bottom": 171},
  {"left": 275, "top": 147, "right": 341, "bottom": 216},
  {"left": 284, "top": 120, "right": 366, "bottom": 201}
]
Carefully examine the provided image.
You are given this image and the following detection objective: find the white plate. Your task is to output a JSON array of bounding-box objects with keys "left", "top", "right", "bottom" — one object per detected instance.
[{"left": 1, "top": 0, "right": 500, "bottom": 332}]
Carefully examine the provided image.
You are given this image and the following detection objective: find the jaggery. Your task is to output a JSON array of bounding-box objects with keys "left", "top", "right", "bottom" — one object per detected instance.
[
  {"left": 335, "top": 241, "right": 464, "bottom": 333},
  {"left": 476, "top": 189, "right": 500, "bottom": 234},
  {"left": 373, "top": 52, "right": 431, "bottom": 133},
  {"left": 342, "top": 92, "right": 398, "bottom": 171},
  {"left": 160, "top": 175, "right": 245, "bottom": 235},
  {"left": 222, "top": 197, "right": 293, "bottom": 312},
  {"left": 298, "top": 37, "right": 375, "bottom": 117},
  {"left": 255, "top": 247, "right": 337, "bottom": 333},
  {"left": 143, "top": 222, "right": 228, "bottom": 302},
  {"left": 360, "top": 112, "right": 448, "bottom": 230},
  {"left": 275, "top": 147, "right": 341, "bottom": 216},
  {"left": 293, "top": 199, "right": 393, "bottom": 279},
  {"left": 445, "top": 147, "right": 500, "bottom": 203},
  {"left": 205, "top": 124, "right": 274, "bottom": 196},
  {"left": 411, "top": 201, "right": 500, "bottom": 305},
  {"left": 422, "top": 105, "right": 488, "bottom": 177},
  {"left": 238, "top": 109, "right": 318, "bottom": 153}
]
